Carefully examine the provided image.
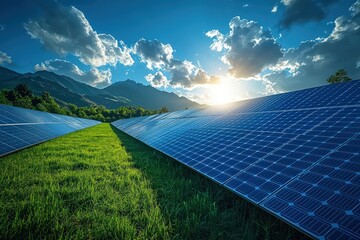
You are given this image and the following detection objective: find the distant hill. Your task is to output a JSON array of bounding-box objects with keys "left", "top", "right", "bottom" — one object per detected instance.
[
  {"left": 104, "top": 80, "right": 200, "bottom": 111},
  {"left": 0, "top": 67, "right": 21, "bottom": 81},
  {"left": 0, "top": 66, "right": 200, "bottom": 110}
]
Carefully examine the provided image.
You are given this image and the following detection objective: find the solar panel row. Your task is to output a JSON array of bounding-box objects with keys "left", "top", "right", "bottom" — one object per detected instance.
[
  {"left": 0, "top": 104, "right": 100, "bottom": 156},
  {"left": 112, "top": 80, "right": 360, "bottom": 240}
]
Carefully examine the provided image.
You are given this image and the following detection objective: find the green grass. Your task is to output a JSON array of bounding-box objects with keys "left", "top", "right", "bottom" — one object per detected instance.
[{"left": 0, "top": 123, "right": 308, "bottom": 239}]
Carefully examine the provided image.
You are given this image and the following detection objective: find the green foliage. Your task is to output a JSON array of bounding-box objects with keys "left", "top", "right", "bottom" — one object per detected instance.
[
  {"left": 327, "top": 69, "right": 352, "bottom": 84},
  {"left": 0, "top": 91, "right": 9, "bottom": 104},
  {"left": 159, "top": 106, "right": 169, "bottom": 114},
  {"left": 0, "top": 124, "right": 307, "bottom": 239},
  {"left": 0, "top": 84, "right": 169, "bottom": 122},
  {"left": 14, "top": 83, "right": 32, "bottom": 97}
]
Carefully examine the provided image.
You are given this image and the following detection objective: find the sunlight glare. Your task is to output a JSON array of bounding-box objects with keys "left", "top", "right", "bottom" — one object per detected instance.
[{"left": 208, "top": 78, "right": 239, "bottom": 105}]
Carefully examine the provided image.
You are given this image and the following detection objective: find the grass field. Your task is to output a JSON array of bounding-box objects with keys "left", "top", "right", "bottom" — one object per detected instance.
[{"left": 0, "top": 123, "right": 307, "bottom": 239}]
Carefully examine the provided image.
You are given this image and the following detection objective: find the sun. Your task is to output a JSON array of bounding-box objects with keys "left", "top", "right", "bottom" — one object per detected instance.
[{"left": 208, "top": 78, "right": 239, "bottom": 105}]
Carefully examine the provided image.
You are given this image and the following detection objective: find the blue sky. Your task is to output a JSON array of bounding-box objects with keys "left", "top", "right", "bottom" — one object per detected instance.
[{"left": 0, "top": 0, "right": 359, "bottom": 105}]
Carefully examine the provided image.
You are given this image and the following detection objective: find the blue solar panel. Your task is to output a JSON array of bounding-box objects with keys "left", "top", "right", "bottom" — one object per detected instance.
[
  {"left": 0, "top": 104, "right": 100, "bottom": 156},
  {"left": 262, "top": 133, "right": 360, "bottom": 239},
  {"left": 112, "top": 80, "right": 360, "bottom": 240}
]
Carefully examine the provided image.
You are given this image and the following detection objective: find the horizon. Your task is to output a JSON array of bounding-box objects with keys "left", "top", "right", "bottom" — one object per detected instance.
[
  {"left": 1, "top": 0, "right": 359, "bottom": 105},
  {"left": 7, "top": 65, "right": 359, "bottom": 109}
]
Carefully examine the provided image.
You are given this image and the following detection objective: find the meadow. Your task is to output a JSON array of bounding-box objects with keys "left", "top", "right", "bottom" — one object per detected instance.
[{"left": 0, "top": 123, "right": 307, "bottom": 239}]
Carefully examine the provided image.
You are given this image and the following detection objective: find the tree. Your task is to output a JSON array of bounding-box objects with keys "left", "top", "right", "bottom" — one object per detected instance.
[
  {"left": 135, "top": 106, "right": 145, "bottom": 117},
  {"left": 159, "top": 106, "right": 169, "bottom": 114},
  {"left": 14, "top": 84, "right": 32, "bottom": 97},
  {"left": 40, "top": 92, "right": 63, "bottom": 114},
  {"left": 327, "top": 69, "right": 352, "bottom": 84},
  {"left": 0, "top": 91, "right": 10, "bottom": 104},
  {"left": 0, "top": 85, "right": 161, "bottom": 122}
]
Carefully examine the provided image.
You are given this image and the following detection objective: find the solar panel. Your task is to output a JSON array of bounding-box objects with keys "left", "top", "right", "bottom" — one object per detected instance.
[
  {"left": 112, "top": 80, "right": 360, "bottom": 240},
  {"left": 0, "top": 104, "right": 100, "bottom": 156}
]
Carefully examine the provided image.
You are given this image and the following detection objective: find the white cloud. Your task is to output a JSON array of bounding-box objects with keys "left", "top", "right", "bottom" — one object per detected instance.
[
  {"left": 243, "top": 4, "right": 249, "bottom": 8},
  {"left": 98, "top": 34, "right": 134, "bottom": 66},
  {"left": 206, "top": 16, "right": 283, "bottom": 78},
  {"left": 24, "top": 2, "right": 133, "bottom": 67},
  {"left": 206, "top": 30, "right": 224, "bottom": 51},
  {"left": 133, "top": 38, "right": 173, "bottom": 70},
  {"left": 269, "top": 60, "right": 305, "bottom": 76},
  {"left": 0, "top": 51, "right": 12, "bottom": 65},
  {"left": 35, "top": 59, "right": 111, "bottom": 88},
  {"left": 350, "top": 0, "right": 360, "bottom": 16},
  {"left": 271, "top": 6, "right": 278, "bottom": 13},
  {"left": 265, "top": 0, "right": 360, "bottom": 92},
  {"left": 0, "top": 25, "right": 4, "bottom": 31},
  {"left": 168, "top": 59, "right": 220, "bottom": 88},
  {"left": 145, "top": 71, "right": 169, "bottom": 88},
  {"left": 328, "top": 14, "right": 359, "bottom": 40},
  {"left": 311, "top": 55, "right": 324, "bottom": 62},
  {"left": 281, "top": 0, "right": 293, "bottom": 6},
  {"left": 134, "top": 38, "right": 220, "bottom": 89}
]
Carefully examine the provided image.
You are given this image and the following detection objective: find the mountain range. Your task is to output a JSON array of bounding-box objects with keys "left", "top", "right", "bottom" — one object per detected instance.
[{"left": 0, "top": 66, "right": 200, "bottom": 111}]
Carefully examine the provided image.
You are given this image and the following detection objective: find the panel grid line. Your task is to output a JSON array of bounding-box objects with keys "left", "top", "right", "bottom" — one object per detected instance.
[
  {"left": 112, "top": 80, "right": 360, "bottom": 240},
  {"left": 0, "top": 104, "right": 100, "bottom": 157}
]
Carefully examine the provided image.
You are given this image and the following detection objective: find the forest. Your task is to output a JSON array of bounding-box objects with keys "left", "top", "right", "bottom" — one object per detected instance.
[{"left": 0, "top": 84, "right": 168, "bottom": 122}]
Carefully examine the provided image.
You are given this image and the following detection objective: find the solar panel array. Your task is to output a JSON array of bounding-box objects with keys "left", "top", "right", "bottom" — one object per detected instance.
[
  {"left": 0, "top": 104, "right": 100, "bottom": 156},
  {"left": 112, "top": 80, "right": 360, "bottom": 240}
]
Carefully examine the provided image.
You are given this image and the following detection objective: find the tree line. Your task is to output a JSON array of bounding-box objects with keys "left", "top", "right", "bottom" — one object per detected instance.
[
  {"left": 0, "top": 69, "right": 353, "bottom": 122},
  {"left": 0, "top": 84, "right": 169, "bottom": 122}
]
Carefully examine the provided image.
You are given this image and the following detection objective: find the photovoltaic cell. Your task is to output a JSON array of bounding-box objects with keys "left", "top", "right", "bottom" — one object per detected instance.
[
  {"left": 112, "top": 80, "right": 360, "bottom": 239},
  {"left": 262, "top": 132, "right": 360, "bottom": 239},
  {"left": 0, "top": 104, "right": 100, "bottom": 156}
]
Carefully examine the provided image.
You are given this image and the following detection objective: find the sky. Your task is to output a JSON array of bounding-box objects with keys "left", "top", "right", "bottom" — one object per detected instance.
[{"left": 0, "top": 0, "right": 359, "bottom": 105}]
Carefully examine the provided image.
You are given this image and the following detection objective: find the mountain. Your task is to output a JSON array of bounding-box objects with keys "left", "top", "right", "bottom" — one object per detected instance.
[
  {"left": 0, "top": 66, "right": 21, "bottom": 81},
  {"left": 104, "top": 80, "right": 199, "bottom": 110},
  {"left": 28, "top": 71, "right": 129, "bottom": 108},
  {"left": 0, "top": 67, "right": 200, "bottom": 110}
]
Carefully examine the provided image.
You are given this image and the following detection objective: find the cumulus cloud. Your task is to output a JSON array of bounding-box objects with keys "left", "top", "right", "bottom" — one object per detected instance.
[
  {"left": 98, "top": 34, "right": 134, "bottom": 66},
  {"left": 265, "top": 0, "right": 360, "bottom": 91},
  {"left": 24, "top": 2, "right": 133, "bottom": 67},
  {"left": 0, "top": 51, "right": 12, "bottom": 65},
  {"left": 206, "top": 16, "right": 283, "bottom": 78},
  {"left": 168, "top": 59, "right": 220, "bottom": 88},
  {"left": 134, "top": 39, "right": 173, "bottom": 70},
  {"left": 35, "top": 59, "right": 111, "bottom": 88},
  {"left": 134, "top": 39, "right": 220, "bottom": 89},
  {"left": 145, "top": 71, "right": 169, "bottom": 88},
  {"left": 279, "top": 0, "right": 340, "bottom": 29},
  {"left": 0, "top": 25, "right": 4, "bottom": 31}
]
